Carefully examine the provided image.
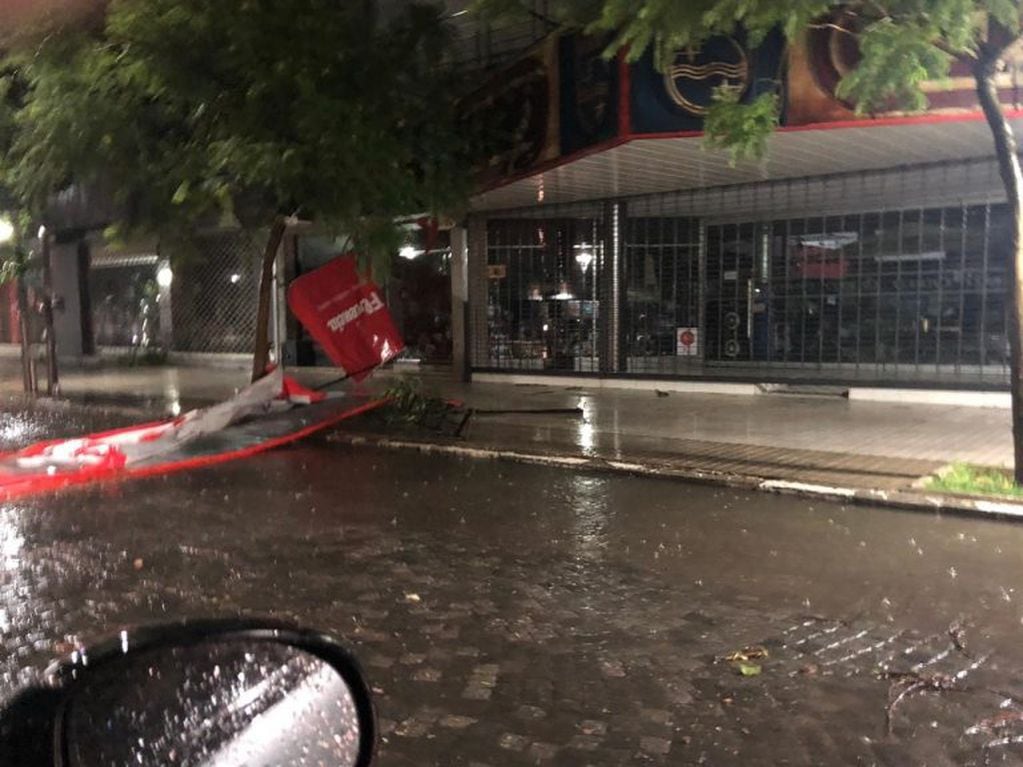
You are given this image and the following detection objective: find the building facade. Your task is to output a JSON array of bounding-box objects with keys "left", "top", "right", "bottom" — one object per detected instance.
[{"left": 460, "top": 21, "right": 1023, "bottom": 390}]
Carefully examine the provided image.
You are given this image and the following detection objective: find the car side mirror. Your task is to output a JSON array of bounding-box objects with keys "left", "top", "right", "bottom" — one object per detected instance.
[{"left": 29, "top": 619, "right": 375, "bottom": 766}]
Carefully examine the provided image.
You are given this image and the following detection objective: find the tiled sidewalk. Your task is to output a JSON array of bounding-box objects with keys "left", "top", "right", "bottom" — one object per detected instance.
[{"left": 0, "top": 359, "right": 1010, "bottom": 473}]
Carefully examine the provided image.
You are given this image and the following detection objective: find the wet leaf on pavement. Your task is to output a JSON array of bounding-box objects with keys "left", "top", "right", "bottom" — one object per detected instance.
[{"left": 738, "top": 662, "right": 762, "bottom": 676}]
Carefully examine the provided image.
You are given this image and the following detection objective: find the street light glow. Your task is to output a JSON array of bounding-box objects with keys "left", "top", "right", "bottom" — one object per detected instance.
[
  {"left": 0, "top": 218, "right": 14, "bottom": 245},
  {"left": 156, "top": 265, "right": 174, "bottom": 288}
]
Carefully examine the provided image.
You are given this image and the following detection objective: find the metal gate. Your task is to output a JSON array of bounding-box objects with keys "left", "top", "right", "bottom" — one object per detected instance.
[
  {"left": 701, "top": 206, "right": 1008, "bottom": 379},
  {"left": 475, "top": 160, "right": 1010, "bottom": 387},
  {"left": 169, "top": 230, "right": 263, "bottom": 354},
  {"left": 484, "top": 215, "right": 604, "bottom": 372}
]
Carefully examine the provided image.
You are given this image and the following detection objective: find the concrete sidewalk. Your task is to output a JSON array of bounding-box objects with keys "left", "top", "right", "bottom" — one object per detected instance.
[
  {"left": 0, "top": 358, "right": 1013, "bottom": 509},
  {"left": 429, "top": 380, "right": 1011, "bottom": 467}
]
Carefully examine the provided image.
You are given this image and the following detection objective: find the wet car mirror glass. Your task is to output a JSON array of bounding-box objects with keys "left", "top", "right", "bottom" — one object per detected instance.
[{"left": 61, "top": 638, "right": 362, "bottom": 767}]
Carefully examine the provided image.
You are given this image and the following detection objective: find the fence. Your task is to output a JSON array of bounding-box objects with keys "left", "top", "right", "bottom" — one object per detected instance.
[{"left": 169, "top": 229, "right": 263, "bottom": 355}]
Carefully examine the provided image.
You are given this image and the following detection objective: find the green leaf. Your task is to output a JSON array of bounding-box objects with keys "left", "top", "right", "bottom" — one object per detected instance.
[
  {"left": 171, "top": 180, "right": 190, "bottom": 205},
  {"left": 985, "top": 0, "right": 1022, "bottom": 35},
  {"left": 703, "top": 88, "right": 779, "bottom": 165},
  {"left": 1, "top": 0, "right": 476, "bottom": 258},
  {"left": 738, "top": 663, "right": 762, "bottom": 676}
]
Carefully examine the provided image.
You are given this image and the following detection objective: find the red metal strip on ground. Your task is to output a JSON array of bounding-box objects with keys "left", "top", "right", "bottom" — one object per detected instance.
[
  {"left": 13, "top": 417, "right": 183, "bottom": 458},
  {"left": 0, "top": 398, "right": 388, "bottom": 502}
]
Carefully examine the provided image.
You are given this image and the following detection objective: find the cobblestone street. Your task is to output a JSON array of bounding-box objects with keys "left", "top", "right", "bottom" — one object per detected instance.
[{"left": 1, "top": 435, "right": 1022, "bottom": 764}]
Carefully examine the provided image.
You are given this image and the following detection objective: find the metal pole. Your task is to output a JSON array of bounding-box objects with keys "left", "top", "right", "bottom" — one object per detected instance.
[
  {"left": 40, "top": 229, "right": 59, "bottom": 396},
  {"left": 15, "top": 254, "right": 32, "bottom": 393}
]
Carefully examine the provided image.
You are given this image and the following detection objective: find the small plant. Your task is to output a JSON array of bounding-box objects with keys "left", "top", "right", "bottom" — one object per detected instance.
[
  {"left": 927, "top": 463, "right": 1023, "bottom": 498},
  {"left": 382, "top": 377, "right": 450, "bottom": 429}
]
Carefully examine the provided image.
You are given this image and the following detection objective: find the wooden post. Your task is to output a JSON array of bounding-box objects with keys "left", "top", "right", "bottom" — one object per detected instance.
[{"left": 252, "top": 216, "right": 287, "bottom": 382}]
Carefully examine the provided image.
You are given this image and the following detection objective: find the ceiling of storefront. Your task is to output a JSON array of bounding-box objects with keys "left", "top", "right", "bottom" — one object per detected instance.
[{"left": 469, "top": 115, "right": 1023, "bottom": 213}]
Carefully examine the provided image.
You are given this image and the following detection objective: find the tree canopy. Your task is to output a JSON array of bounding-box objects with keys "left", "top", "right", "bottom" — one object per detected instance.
[{"left": 0, "top": 0, "right": 475, "bottom": 266}]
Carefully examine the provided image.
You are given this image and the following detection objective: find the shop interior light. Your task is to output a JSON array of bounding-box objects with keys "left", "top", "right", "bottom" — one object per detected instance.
[
  {"left": 798, "top": 232, "right": 858, "bottom": 249},
  {"left": 575, "top": 251, "right": 594, "bottom": 271},
  {"left": 156, "top": 265, "right": 174, "bottom": 288},
  {"left": 399, "top": 245, "right": 423, "bottom": 260}
]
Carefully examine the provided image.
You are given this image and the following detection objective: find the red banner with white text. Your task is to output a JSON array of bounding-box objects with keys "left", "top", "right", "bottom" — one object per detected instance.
[{"left": 286, "top": 255, "right": 404, "bottom": 381}]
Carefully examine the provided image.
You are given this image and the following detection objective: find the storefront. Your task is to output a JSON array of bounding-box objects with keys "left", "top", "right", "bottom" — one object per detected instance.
[
  {"left": 460, "top": 23, "right": 1022, "bottom": 389},
  {"left": 469, "top": 158, "right": 1013, "bottom": 388}
]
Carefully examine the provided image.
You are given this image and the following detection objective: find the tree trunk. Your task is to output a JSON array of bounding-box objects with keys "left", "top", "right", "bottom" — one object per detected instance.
[
  {"left": 976, "top": 51, "right": 1023, "bottom": 484},
  {"left": 251, "top": 216, "right": 287, "bottom": 382}
]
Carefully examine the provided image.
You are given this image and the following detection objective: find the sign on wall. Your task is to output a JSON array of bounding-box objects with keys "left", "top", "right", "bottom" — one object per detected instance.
[
  {"left": 629, "top": 30, "right": 784, "bottom": 135},
  {"left": 786, "top": 11, "right": 1023, "bottom": 125},
  {"left": 676, "top": 327, "right": 699, "bottom": 357}
]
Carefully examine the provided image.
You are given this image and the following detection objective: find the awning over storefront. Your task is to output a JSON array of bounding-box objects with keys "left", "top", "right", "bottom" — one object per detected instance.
[{"left": 470, "top": 114, "right": 1023, "bottom": 212}]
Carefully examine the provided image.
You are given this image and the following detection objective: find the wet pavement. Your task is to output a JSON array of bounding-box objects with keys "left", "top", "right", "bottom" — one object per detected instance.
[
  {"left": 0, "top": 413, "right": 1023, "bottom": 764},
  {"left": 0, "top": 357, "right": 1011, "bottom": 467}
]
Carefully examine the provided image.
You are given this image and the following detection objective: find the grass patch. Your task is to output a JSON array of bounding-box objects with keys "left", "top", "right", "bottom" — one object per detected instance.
[{"left": 927, "top": 462, "right": 1023, "bottom": 498}]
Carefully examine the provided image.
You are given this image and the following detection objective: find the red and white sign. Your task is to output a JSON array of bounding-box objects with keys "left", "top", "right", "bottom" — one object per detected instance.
[
  {"left": 676, "top": 327, "right": 699, "bottom": 357},
  {"left": 287, "top": 255, "right": 404, "bottom": 381}
]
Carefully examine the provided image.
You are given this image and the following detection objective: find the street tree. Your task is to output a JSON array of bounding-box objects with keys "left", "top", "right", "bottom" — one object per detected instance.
[
  {"left": 1, "top": 0, "right": 474, "bottom": 381},
  {"left": 480, "top": 0, "right": 1023, "bottom": 483}
]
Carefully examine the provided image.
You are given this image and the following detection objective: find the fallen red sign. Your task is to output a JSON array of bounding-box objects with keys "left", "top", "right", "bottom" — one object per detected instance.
[
  {"left": 0, "top": 254, "right": 403, "bottom": 500},
  {"left": 0, "top": 368, "right": 387, "bottom": 502},
  {"left": 287, "top": 255, "right": 404, "bottom": 381}
]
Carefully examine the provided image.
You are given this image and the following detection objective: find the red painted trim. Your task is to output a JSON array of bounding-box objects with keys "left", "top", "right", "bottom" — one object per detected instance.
[
  {"left": 0, "top": 399, "right": 389, "bottom": 502},
  {"left": 615, "top": 109, "right": 1023, "bottom": 141},
  {"left": 617, "top": 49, "right": 632, "bottom": 138},
  {"left": 474, "top": 107, "right": 1023, "bottom": 202}
]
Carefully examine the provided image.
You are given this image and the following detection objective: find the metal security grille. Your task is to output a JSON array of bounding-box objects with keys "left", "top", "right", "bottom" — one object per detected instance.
[
  {"left": 623, "top": 213, "right": 701, "bottom": 374},
  {"left": 701, "top": 205, "right": 1008, "bottom": 382},
  {"left": 475, "top": 159, "right": 1011, "bottom": 387},
  {"left": 444, "top": 0, "right": 555, "bottom": 70},
  {"left": 169, "top": 229, "right": 263, "bottom": 354},
  {"left": 90, "top": 258, "right": 160, "bottom": 348},
  {"left": 485, "top": 215, "right": 605, "bottom": 372}
]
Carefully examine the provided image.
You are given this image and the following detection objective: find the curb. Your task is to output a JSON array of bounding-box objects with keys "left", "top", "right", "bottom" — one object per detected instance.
[{"left": 329, "top": 432, "right": 1023, "bottom": 522}]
